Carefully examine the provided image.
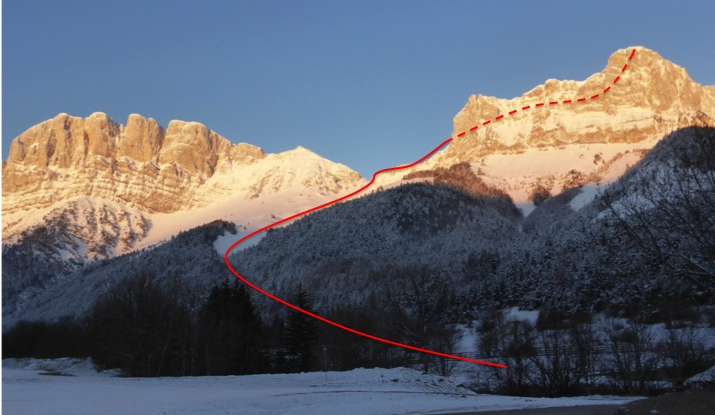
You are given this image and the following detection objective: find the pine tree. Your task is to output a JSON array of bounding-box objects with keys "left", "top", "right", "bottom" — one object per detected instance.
[
  {"left": 283, "top": 284, "right": 319, "bottom": 372},
  {"left": 88, "top": 272, "right": 192, "bottom": 377},
  {"left": 197, "top": 280, "right": 266, "bottom": 375}
]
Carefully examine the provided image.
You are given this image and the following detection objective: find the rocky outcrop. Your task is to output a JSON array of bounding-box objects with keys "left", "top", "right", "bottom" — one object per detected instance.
[
  {"left": 437, "top": 47, "right": 715, "bottom": 165},
  {"left": 389, "top": 47, "right": 715, "bottom": 205},
  {"left": 2, "top": 113, "right": 274, "bottom": 215},
  {"left": 2, "top": 112, "right": 366, "bottom": 262}
]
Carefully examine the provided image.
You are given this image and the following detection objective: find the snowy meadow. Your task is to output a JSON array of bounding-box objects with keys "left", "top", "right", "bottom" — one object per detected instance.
[{"left": 2, "top": 358, "right": 640, "bottom": 415}]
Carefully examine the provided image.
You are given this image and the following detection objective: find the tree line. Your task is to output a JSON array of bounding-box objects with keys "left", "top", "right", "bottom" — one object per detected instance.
[
  {"left": 476, "top": 309, "right": 714, "bottom": 397},
  {"left": 4, "top": 270, "right": 713, "bottom": 398},
  {"left": 3, "top": 270, "right": 458, "bottom": 377}
]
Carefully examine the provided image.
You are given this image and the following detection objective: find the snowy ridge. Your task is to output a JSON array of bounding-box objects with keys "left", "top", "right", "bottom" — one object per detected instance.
[
  {"left": 3, "top": 120, "right": 366, "bottom": 263},
  {"left": 2, "top": 197, "right": 151, "bottom": 265},
  {"left": 371, "top": 47, "right": 715, "bottom": 211},
  {"left": 476, "top": 139, "right": 656, "bottom": 206}
]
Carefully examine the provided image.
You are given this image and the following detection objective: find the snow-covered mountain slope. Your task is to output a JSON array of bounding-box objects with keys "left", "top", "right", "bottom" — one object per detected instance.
[
  {"left": 2, "top": 114, "right": 365, "bottom": 263},
  {"left": 373, "top": 47, "right": 715, "bottom": 208},
  {"left": 3, "top": 220, "right": 236, "bottom": 326},
  {"left": 231, "top": 182, "right": 522, "bottom": 315},
  {"left": 5, "top": 127, "right": 714, "bottom": 328},
  {"left": 229, "top": 127, "right": 715, "bottom": 322},
  {"left": 3, "top": 197, "right": 150, "bottom": 265},
  {"left": 3, "top": 45, "right": 714, "bottom": 284}
]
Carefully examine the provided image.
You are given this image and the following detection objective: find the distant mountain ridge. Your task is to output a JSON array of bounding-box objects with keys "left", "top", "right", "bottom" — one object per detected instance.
[
  {"left": 8, "top": 127, "right": 713, "bottom": 327},
  {"left": 3, "top": 46, "right": 714, "bottom": 269},
  {"left": 3, "top": 46, "right": 715, "bottom": 330},
  {"left": 2, "top": 113, "right": 366, "bottom": 262},
  {"left": 378, "top": 47, "right": 715, "bottom": 207},
  {"left": 2, "top": 112, "right": 363, "bottom": 215}
]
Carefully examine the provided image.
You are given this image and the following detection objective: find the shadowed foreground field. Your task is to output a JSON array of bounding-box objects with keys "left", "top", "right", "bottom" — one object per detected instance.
[
  {"left": 437, "top": 404, "right": 622, "bottom": 415},
  {"left": 615, "top": 389, "right": 715, "bottom": 415},
  {"left": 438, "top": 389, "right": 715, "bottom": 415}
]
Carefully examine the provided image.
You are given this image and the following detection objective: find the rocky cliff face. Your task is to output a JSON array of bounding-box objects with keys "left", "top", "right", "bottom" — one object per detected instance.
[
  {"left": 405, "top": 47, "right": 715, "bottom": 205},
  {"left": 3, "top": 112, "right": 365, "bottom": 215},
  {"left": 4, "top": 46, "right": 713, "bottom": 264},
  {"left": 2, "top": 113, "right": 365, "bottom": 262},
  {"left": 2, "top": 112, "right": 269, "bottom": 215},
  {"left": 443, "top": 47, "right": 715, "bottom": 158}
]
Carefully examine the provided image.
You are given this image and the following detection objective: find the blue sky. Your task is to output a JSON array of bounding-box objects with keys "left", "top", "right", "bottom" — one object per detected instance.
[{"left": 4, "top": 0, "right": 715, "bottom": 177}]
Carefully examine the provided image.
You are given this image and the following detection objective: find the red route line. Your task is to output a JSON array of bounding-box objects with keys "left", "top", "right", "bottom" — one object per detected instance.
[
  {"left": 449, "top": 48, "right": 637, "bottom": 139},
  {"left": 224, "top": 48, "right": 638, "bottom": 369},
  {"left": 224, "top": 138, "right": 511, "bottom": 369}
]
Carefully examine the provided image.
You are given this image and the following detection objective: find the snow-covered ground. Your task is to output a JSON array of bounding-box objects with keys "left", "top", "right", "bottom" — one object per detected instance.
[
  {"left": 2, "top": 358, "right": 640, "bottom": 415},
  {"left": 476, "top": 140, "right": 655, "bottom": 208}
]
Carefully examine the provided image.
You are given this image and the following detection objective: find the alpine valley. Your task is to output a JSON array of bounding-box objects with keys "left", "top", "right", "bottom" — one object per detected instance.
[{"left": 3, "top": 45, "right": 715, "bottom": 336}]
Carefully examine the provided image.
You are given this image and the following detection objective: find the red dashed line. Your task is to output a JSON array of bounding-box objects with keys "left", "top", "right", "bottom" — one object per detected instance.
[{"left": 449, "top": 48, "right": 636, "bottom": 139}]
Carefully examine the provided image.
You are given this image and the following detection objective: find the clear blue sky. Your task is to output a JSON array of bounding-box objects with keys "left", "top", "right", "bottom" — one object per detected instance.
[{"left": 4, "top": 0, "right": 715, "bottom": 177}]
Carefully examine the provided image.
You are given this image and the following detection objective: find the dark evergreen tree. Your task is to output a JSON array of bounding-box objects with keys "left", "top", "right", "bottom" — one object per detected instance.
[
  {"left": 88, "top": 272, "right": 193, "bottom": 377},
  {"left": 2, "top": 319, "right": 90, "bottom": 359},
  {"left": 283, "top": 285, "right": 319, "bottom": 372},
  {"left": 196, "top": 280, "right": 266, "bottom": 375}
]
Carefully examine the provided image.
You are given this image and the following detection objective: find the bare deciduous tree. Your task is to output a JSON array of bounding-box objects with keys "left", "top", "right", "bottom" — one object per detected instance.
[
  {"left": 600, "top": 127, "right": 715, "bottom": 295},
  {"left": 600, "top": 318, "right": 660, "bottom": 394}
]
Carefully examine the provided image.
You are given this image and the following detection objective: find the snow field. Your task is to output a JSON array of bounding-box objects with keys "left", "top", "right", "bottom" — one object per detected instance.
[{"left": 2, "top": 359, "right": 641, "bottom": 415}]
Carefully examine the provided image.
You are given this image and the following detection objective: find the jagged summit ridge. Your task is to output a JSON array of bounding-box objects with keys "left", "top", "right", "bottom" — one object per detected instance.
[
  {"left": 393, "top": 47, "right": 715, "bottom": 206},
  {"left": 443, "top": 47, "right": 715, "bottom": 159},
  {"left": 2, "top": 113, "right": 364, "bottom": 216},
  {"left": 4, "top": 45, "right": 714, "bottom": 264},
  {"left": 4, "top": 112, "right": 265, "bottom": 175}
]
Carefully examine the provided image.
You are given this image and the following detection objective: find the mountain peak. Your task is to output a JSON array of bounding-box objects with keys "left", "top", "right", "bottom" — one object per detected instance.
[
  {"left": 404, "top": 46, "right": 715, "bottom": 208},
  {"left": 445, "top": 46, "right": 714, "bottom": 151},
  {"left": 3, "top": 113, "right": 250, "bottom": 214},
  {"left": 286, "top": 145, "right": 319, "bottom": 156},
  {"left": 88, "top": 111, "right": 111, "bottom": 119},
  {"left": 2, "top": 112, "right": 364, "bottom": 218}
]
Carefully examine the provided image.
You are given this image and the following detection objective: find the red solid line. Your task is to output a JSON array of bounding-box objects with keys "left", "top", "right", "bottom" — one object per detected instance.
[
  {"left": 509, "top": 110, "right": 517, "bottom": 115},
  {"left": 563, "top": 100, "right": 572, "bottom": 104},
  {"left": 223, "top": 47, "right": 637, "bottom": 371},
  {"left": 495, "top": 115, "right": 504, "bottom": 120},
  {"left": 223, "top": 137, "right": 507, "bottom": 369}
]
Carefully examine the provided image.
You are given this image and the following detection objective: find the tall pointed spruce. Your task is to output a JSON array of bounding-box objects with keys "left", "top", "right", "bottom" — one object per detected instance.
[{"left": 283, "top": 284, "right": 319, "bottom": 372}]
